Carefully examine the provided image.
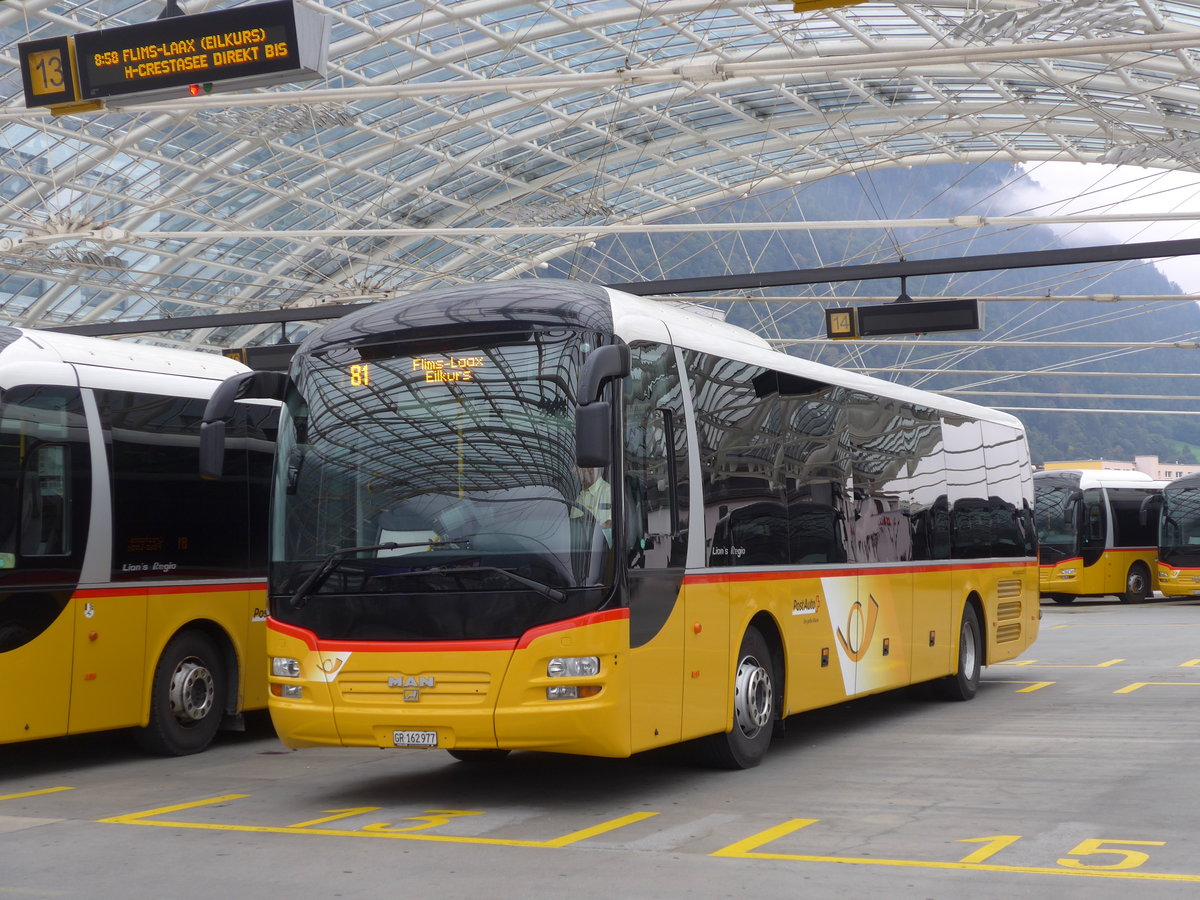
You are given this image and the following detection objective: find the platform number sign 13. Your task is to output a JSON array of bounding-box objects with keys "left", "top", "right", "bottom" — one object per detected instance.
[{"left": 18, "top": 36, "right": 81, "bottom": 109}]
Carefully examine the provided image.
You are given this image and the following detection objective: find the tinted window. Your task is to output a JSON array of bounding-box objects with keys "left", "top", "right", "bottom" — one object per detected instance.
[
  {"left": 943, "top": 418, "right": 992, "bottom": 558},
  {"left": 96, "top": 391, "right": 266, "bottom": 581},
  {"left": 686, "top": 351, "right": 851, "bottom": 567},
  {"left": 1109, "top": 487, "right": 1158, "bottom": 548},
  {"left": 981, "top": 421, "right": 1036, "bottom": 558},
  {"left": 686, "top": 353, "right": 788, "bottom": 566},
  {"left": 0, "top": 386, "right": 90, "bottom": 574},
  {"left": 624, "top": 342, "right": 689, "bottom": 568},
  {"left": 0, "top": 385, "right": 91, "bottom": 651},
  {"left": 844, "top": 394, "right": 940, "bottom": 563}
]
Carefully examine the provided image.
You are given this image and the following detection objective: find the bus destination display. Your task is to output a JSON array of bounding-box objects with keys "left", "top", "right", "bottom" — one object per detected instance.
[{"left": 21, "top": 0, "right": 329, "bottom": 109}]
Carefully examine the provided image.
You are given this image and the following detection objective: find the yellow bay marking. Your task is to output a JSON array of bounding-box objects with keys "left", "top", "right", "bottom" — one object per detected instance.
[
  {"left": 0, "top": 787, "right": 73, "bottom": 802},
  {"left": 99, "top": 794, "right": 656, "bottom": 848},
  {"left": 712, "top": 820, "right": 1200, "bottom": 882},
  {"left": 994, "top": 659, "right": 1124, "bottom": 668},
  {"left": 362, "top": 810, "right": 484, "bottom": 833},
  {"left": 289, "top": 808, "right": 380, "bottom": 828},
  {"left": 989, "top": 680, "right": 1055, "bottom": 693},
  {"left": 1115, "top": 682, "right": 1200, "bottom": 694},
  {"left": 1182, "top": 660, "right": 1200, "bottom": 668}
]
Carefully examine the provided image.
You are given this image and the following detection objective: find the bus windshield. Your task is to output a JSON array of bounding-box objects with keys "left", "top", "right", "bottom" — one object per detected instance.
[
  {"left": 1160, "top": 482, "right": 1200, "bottom": 566},
  {"left": 1034, "top": 479, "right": 1079, "bottom": 561},
  {"left": 270, "top": 325, "right": 615, "bottom": 641}
]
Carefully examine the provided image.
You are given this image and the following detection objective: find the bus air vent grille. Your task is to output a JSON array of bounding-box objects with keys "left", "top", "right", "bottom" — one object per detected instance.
[
  {"left": 996, "top": 579, "right": 1024, "bottom": 600},
  {"left": 996, "top": 599, "right": 1022, "bottom": 620},
  {"left": 995, "top": 622, "right": 1022, "bottom": 643}
]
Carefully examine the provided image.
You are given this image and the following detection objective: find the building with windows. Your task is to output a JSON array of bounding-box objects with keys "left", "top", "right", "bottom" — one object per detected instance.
[{"left": 1044, "top": 457, "right": 1200, "bottom": 481}]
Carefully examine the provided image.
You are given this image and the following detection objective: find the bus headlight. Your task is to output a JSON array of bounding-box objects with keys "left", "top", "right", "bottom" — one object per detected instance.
[
  {"left": 271, "top": 683, "right": 304, "bottom": 699},
  {"left": 1059, "top": 568, "right": 1076, "bottom": 578},
  {"left": 546, "top": 656, "right": 601, "bottom": 700},
  {"left": 547, "top": 656, "right": 599, "bottom": 677},
  {"left": 546, "top": 685, "right": 602, "bottom": 701},
  {"left": 272, "top": 657, "right": 301, "bottom": 677}
]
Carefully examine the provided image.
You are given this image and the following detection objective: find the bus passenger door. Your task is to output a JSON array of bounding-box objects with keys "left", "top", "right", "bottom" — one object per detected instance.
[
  {"left": 0, "top": 386, "right": 92, "bottom": 743},
  {"left": 624, "top": 336, "right": 694, "bottom": 751}
]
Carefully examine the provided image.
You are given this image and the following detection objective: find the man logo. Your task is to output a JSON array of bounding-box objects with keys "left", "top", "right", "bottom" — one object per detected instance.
[{"left": 388, "top": 675, "right": 435, "bottom": 688}]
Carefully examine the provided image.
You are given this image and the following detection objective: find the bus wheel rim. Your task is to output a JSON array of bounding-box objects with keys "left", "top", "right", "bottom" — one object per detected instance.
[
  {"left": 962, "top": 620, "right": 978, "bottom": 677},
  {"left": 734, "top": 654, "right": 772, "bottom": 738},
  {"left": 169, "top": 658, "right": 215, "bottom": 724}
]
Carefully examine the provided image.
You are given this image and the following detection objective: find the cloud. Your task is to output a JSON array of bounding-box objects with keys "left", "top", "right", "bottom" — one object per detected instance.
[{"left": 1005, "top": 162, "right": 1200, "bottom": 292}]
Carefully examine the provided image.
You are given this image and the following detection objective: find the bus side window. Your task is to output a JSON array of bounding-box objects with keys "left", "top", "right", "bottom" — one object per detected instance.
[
  {"left": 1082, "top": 488, "right": 1106, "bottom": 548},
  {"left": 19, "top": 444, "right": 70, "bottom": 557},
  {"left": 624, "top": 342, "right": 688, "bottom": 569}
]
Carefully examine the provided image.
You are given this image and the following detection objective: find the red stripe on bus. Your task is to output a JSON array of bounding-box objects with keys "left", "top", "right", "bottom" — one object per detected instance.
[
  {"left": 685, "top": 559, "right": 1036, "bottom": 585},
  {"left": 76, "top": 581, "right": 267, "bottom": 598},
  {"left": 267, "top": 618, "right": 516, "bottom": 654},
  {"left": 267, "top": 608, "right": 630, "bottom": 654},
  {"left": 515, "top": 607, "right": 629, "bottom": 649},
  {"left": 1039, "top": 558, "right": 1082, "bottom": 569}
]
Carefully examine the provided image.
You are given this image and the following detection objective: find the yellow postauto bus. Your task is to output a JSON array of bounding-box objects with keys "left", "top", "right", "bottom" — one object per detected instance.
[
  {"left": 0, "top": 328, "right": 274, "bottom": 754},
  {"left": 202, "top": 280, "right": 1040, "bottom": 768},
  {"left": 1034, "top": 469, "right": 1164, "bottom": 604}
]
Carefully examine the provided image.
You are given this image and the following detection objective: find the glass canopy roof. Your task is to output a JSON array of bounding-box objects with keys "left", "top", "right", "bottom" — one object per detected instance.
[{"left": 3, "top": 1, "right": 1200, "bottom": 352}]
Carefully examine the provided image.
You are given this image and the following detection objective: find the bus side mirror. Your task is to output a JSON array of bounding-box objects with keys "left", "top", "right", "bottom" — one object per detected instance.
[
  {"left": 200, "top": 370, "right": 289, "bottom": 480},
  {"left": 574, "top": 342, "right": 630, "bottom": 468},
  {"left": 576, "top": 402, "right": 612, "bottom": 467}
]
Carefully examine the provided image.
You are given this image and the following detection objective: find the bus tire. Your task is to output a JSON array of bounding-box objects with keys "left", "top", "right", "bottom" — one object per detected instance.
[
  {"left": 1050, "top": 594, "right": 1075, "bottom": 605},
  {"left": 447, "top": 749, "right": 511, "bottom": 763},
  {"left": 1120, "top": 563, "right": 1151, "bottom": 603},
  {"left": 136, "top": 630, "right": 225, "bottom": 756},
  {"left": 701, "top": 626, "right": 776, "bottom": 769},
  {"left": 935, "top": 604, "right": 982, "bottom": 702}
]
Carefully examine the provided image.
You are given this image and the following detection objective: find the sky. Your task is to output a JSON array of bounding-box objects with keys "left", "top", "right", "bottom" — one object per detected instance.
[{"left": 1008, "top": 162, "right": 1200, "bottom": 293}]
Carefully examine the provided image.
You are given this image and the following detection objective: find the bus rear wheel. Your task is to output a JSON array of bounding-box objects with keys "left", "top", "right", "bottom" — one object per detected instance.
[
  {"left": 1121, "top": 563, "right": 1151, "bottom": 603},
  {"left": 935, "top": 604, "right": 982, "bottom": 701},
  {"left": 136, "top": 631, "right": 225, "bottom": 756},
  {"left": 701, "top": 626, "right": 776, "bottom": 769}
]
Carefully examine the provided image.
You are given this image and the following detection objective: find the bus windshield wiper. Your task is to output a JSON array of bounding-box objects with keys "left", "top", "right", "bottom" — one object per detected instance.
[
  {"left": 288, "top": 541, "right": 435, "bottom": 609},
  {"left": 380, "top": 564, "right": 567, "bottom": 603}
]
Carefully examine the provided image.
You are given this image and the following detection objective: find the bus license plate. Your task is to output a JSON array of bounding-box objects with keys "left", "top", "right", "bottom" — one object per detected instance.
[{"left": 393, "top": 730, "right": 438, "bottom": 748}]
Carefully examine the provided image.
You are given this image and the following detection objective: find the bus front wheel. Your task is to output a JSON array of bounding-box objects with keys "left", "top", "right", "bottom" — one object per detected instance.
[
  {"left": 136, "top": 630, "right": 226, "bottom": 756},
  {"left": 935, "top": 604, "right": 982, "bottom": 701},
  {"left": 701, "top": 626, "right": 776, "bottom": 769},
  {"left": 1121, "top": 563, "right": 1151, "bottom": 603}
]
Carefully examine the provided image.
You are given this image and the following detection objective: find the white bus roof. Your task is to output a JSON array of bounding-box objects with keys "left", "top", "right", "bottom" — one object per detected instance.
[
  {"left": 607, "top": 288, "right": 1024, "bottom": 430},
  {"left": 1036, "top": 469, "right": 1167, "bottom": 490},
  {"left": 0, "top": 327, "right": 248, "bottom": 382}
]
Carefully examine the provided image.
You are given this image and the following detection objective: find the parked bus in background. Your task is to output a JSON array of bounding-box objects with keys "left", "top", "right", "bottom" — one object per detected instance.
[
  {"left": 202, "top": 280, "right": 1040, "bottom": 769},
  {"left": 1152, "top": 473, "right": 1200, "bottom": 597},
  {"left": 0, "top": 328, "right": 275, "bottom": 755},
  {"left": 1034, "top": 469, "right": 1164, "bottom": 604}
]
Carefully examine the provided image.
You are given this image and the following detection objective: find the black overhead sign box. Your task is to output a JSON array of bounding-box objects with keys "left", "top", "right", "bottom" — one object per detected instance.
[
  {"left": 20, "top": 0, "right": 329, "bottom": 111},
  {"left": 826, "top": 298, "right": 982, "bottom": 340}
]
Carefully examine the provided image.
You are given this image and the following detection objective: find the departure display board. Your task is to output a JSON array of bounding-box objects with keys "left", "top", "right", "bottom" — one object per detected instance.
[
  {"left": 20, "top": 0, "right": 328, "bottom": 110},
  {"left": 825, "top": 299, "right": 981, "bottom": 339}
]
